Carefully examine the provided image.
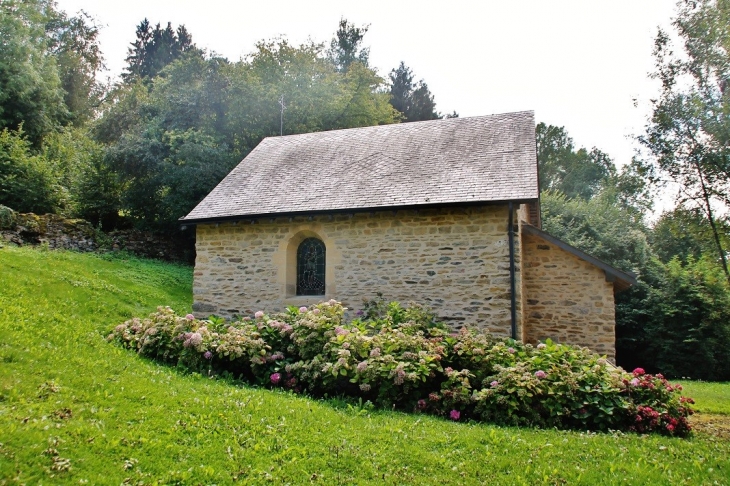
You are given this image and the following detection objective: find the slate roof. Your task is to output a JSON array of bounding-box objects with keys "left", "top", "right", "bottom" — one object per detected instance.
[{"left": 182, "top": 110, "right": 539, "bottom": 223}]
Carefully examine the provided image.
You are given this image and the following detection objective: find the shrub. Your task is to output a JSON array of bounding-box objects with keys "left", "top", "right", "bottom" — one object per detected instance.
[
  {"left": 108, "top": 301, "right": 694, "bottom": 436},
  {"left": 0, "top": 204, "right": 16, "bottom": 230},
  {"left": 617, "top": 256, "right": 730, "bottom": 381}
]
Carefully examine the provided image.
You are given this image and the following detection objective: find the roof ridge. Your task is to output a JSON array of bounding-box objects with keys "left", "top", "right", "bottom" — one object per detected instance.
[{"left": 264, "top": 110, "right": 536, "bottom": 142}]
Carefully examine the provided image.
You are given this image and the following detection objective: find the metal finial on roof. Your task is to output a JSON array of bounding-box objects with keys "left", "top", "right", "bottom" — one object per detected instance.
[{"left": 279, "top": 95, "right": 286, "bottom": 136}]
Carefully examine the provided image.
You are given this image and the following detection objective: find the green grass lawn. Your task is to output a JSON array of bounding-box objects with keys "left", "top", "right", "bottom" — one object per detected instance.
[
  {"left": 678, "top": 381, "right": 730, "bottom": 415},
  {"left": 1, "top": 246, "right": 729, "bottom": 485}
]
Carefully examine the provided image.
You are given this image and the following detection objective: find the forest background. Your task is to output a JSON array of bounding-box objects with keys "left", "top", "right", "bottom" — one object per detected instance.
[{"left": 1, "top": 0, "right": 729, "bottom": 380}]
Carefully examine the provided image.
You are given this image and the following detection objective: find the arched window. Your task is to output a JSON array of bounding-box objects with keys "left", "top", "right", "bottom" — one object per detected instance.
[{"left": 297, "top": 237, "right": 326, "bottom": 295}]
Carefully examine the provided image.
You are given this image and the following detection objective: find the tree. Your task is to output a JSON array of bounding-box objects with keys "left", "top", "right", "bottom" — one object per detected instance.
[
  {"left": 388, "top": 62, "right": 441, "bottom": 122},
  {"left": 0, "top": 128, "right": 63, "bottom": 213},
  {"left": 0, "top": 0, "right": 104, "bottom": 145},
  {"left": 123, "top": 19, "right": 200, "bottom": 82},
  {"left": 96, "top": 38, "right": 399, "bottom": 231},
  {"left": 536, "top": 123, "right": 616, "bottom": 200},
  {"left": 327, "top": 18, "right": 370, "bottom": 72},
  {"left": 617, "top": 256, "right": 730, "bottom": 380},
  {"left": 639, "top": 0, "right": 730, "bottom": 283},
  {"left": 47, "top": 10, "right": 105, "bottom": 125},
  {"left": 104, "top": 128, "right": 234, "bottom": 231},
  {"left": 0, "top": 0, "right": 68, "bottom": 147},
  {"left": 72, "top": 141, "right": 121, "bottom": 228},
  {"left": 651, "top": 206, "right": 730, "bottom": 265}
]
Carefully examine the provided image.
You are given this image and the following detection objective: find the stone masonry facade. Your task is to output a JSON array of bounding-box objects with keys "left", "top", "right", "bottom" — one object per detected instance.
[
  {"left": 193, "top": 205, "right": 523, "bottom": 338},
  {"left": 521, "top": 233, "right": 616, "bottom": 358},
  {"left": 193, "top": 203, "right": 618, "bottom": 357}
]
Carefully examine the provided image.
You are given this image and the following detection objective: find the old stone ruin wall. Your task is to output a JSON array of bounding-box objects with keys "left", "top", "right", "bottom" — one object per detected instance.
[{"left": 0, "top": 206, "right": 190, "bottom": 262}]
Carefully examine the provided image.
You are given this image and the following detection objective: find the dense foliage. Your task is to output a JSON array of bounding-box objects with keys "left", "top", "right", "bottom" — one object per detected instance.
[
  {"left": 0, "top": 0, "right": 103, "bottom": 145},
  {"left": 109, "top": 301, "right": 694, "bottom": 436},
  {"left": 0, "top": 0, "right": 109, "bottom": 222},
  {"left": 651, "top": 207, "right": 730, "bottom": 265},
  {"left": 617, "top": 257, "right": 730, "bottom": 380}
]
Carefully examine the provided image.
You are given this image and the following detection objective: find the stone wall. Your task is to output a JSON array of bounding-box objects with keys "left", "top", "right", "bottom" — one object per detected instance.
[
  {"left": 521, "top": 232, "right": 616, "bottom": 358},
  {"left": 193, "top": 205, "right": 522, "bottom": 337},
  {"left": 1, "top": 212, "right": 98, "bottom": 251},
  {"left": 0, "top": 209, "right": 191, "bottom": 262}
]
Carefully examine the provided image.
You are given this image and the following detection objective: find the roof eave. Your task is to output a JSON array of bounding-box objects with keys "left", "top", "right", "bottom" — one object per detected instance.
[{"left": 180, "top": 197, "right": 540, "bottom": 226}]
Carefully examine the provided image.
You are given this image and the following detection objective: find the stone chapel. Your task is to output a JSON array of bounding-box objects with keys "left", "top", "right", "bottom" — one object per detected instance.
[{"left": 181, "top": 111, "right": 635, "bottom": 358}]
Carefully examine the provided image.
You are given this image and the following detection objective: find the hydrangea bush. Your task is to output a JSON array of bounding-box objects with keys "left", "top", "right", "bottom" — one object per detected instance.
[{"left": 108, "top": 300, "right": 694, "bottom": 436}]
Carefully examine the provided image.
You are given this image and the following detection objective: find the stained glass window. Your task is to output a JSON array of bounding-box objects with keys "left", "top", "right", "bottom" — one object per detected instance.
[{"left": 297, "top": 238, "right": 325, "bottom": 295}]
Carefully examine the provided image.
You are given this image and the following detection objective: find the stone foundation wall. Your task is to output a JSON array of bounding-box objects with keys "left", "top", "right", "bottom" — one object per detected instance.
[
  {"left": 521, "top": 233, "right": 616, "bottom": 358},
  {"left": 193, "top": 205, "right": 522, "bottom": 337}
]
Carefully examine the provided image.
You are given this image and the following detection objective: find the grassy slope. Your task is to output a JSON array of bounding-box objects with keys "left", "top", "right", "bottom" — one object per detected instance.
[
  {"left": 1, "top": 246, "right": 729, "bottom": 485},
  {"left": 678, "top": 381, "right": 730, "bottom": 415}
]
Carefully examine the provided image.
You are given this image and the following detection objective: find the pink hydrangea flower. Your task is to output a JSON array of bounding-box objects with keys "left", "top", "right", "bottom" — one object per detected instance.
[
  {"left": 394, "top": 369, "right": 406, "bottom": 385},
  {"left": 185, "top": 313, "right": 195, "bottom": 320},
  {"left": 299, "top": 306, "right": 308, "bottom": 313},
  {"left": 183, "top": 332, "right": 202, "bottom": 348},
  {"left": 270, "top": 373, "right": 281, "bottom": 385},
  {"left": 537, "top": 343, "right": 546, "bottom": 350},
  {"left": 534, "top": 370, "right": 547, "bottom": 379},
  {"left": 203, "top": 351, "right": 213, "bottom": 360},
  {"left": 254, "top": 311, "right": 264, "bottom": 319},
  {"left": 312, "top": 308, "right": 321, "bottom": 315},
  {"left": 417, "top": 399, "right": 427, "bottom": 410},
  {"left": 490, "top": 380, "right": 499, "bottom": 388},
  {"left": 633, "top": 367, "right": 646, "bottom": 376},
  {"left": 630, "top": 377, "right": 640, "bottom": 386},
  {"left": 508, "top": 347, "right": 516, "bottom": 354},
  {"left": 450, "top": 410, "right": 461, "bottom": 421}
]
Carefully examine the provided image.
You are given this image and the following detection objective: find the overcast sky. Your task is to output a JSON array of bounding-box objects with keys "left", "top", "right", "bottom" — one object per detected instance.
[{"left": 56, "top": 0, "right": 678, "bottom": 168}]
